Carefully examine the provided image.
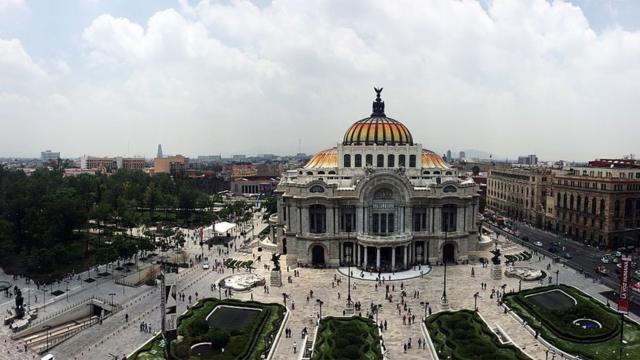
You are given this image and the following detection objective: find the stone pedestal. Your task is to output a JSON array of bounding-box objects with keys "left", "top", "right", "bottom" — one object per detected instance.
[
  {"left": 440, "top": 297, "right": 450, "bottom": 310},
  {"left": 270, "top": 270, "right": 282, "bottom": 287},
  {"left": 491, "top": 264, "right": 503, "bottom": 280}
]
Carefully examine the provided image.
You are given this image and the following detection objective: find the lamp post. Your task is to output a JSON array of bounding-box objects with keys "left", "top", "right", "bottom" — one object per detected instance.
[
  {"left": 43, "top": 325, "right": 52, "bottom": 351},
  {"left": 518, "top": 279, "right": 522, "bottom": 293},
  {"left": 41, "top": 287, "right": 47, "bottom": 311},
  {"left": 555, "top": 269, "right": 560, "bottom": 286},
  {"left": 441, "top": 223, "right": 448, "bottom": 305},
  {"left": 474, "top": 292, "right": 480, "bottom": 311},
  {"left": 346, "top": 235, "right": 352, "bottom": 308},
  {"left": 316, "top": 299, "right": 324, "bottom": 319}
]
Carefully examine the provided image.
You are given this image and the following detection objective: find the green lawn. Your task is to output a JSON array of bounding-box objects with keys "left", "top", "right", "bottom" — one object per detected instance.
[
  {"left": 504, "top": 285, "right": 640, "bottom": 359},
  {"left": 425, "top": 310, "right": 530, "bottom": 360},
  {"left": 312, "top": 316, "right": 382, "bottom": 360},
  {"left": 129, "top": 298, "right": 285, "bottom": 360}
]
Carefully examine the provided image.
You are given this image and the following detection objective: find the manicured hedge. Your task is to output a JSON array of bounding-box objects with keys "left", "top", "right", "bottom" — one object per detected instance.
[
  {"left": 504, "top": 285, "right": 640, "bottom": 360},
  {"left": 425, "top": 310, "right": 530, "bottom": 360},
  {"left": 168, "top": 298, "right": 285, "bottom": 360},
  {"left": 504, "top": 285, "right": 619, "bottom": 343},
  {"left": 312, "top": 316, "right": 382, "bottom": 360}
]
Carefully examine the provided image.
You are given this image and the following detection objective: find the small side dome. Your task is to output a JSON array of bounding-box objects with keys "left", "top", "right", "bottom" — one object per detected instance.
[{"left": 304, "top": 148, "right": 337, "bottom": 169}]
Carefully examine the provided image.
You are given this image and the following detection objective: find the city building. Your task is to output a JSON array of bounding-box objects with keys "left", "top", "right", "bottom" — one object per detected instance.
[
  {"left": 227, "top": 164, "right": 258, "bottom": 178},
  {"left": 41, "top": 150, "right": 60, "bottom": 162},
  {"left": 446, "top": 149, "right": 452, "bottom": 162},
  {"left": 275, "top": 89, "right": 479, "bottom": 268},
  {"left": 156, "top": 144, "right": 163, "bottom": 159},
  {"left": 80, "top": 156, "right": 145, "bottom": 172},
  {"left": 154, "top": 155, "right": 189, "bottom": 174},
  {"left": 486, "top": 167, "right": 553, "bottom": 227},
  {"left": 517, "top": 154, "right": 538, "bottom": 165},
  {"left": 232, "top": 154, "right": 247, "bottom": 161},
  {"left": 81, "top": 156, "right": 118, "bottom": 172},
  {"left": 230, "top": 177, "right": 279, "bottom": 195},
  {"left": 459, "top": 151, "right": 466, "bottom": 160},
  {"left": 551, "top": 159, "right": 640, "bottom": 248}
]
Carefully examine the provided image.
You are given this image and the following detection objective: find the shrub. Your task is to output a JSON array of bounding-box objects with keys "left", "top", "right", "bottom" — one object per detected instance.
[
  {"left": 188, "top": 318, "right": 209, "bottom": 337},
  {"left": 208, "top": 327, "right": 230, "bottom": 349}
]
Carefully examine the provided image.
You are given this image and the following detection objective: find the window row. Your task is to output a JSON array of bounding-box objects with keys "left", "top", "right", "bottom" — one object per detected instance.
[{"left": 344, "top": 154, "right": 416, "bottom": 168}]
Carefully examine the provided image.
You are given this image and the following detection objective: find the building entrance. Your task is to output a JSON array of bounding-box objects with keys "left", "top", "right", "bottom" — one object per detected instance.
[
  {"left": 311, "top": 245, "right": 325, "bottom": 266},
  {"left": 443, "top": 243, "right": 455, "bottom": 263}
]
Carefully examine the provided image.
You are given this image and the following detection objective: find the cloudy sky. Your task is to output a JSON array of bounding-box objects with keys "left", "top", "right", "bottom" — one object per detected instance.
[{"left": 1, "top": 0, "right": 639, "bottom": 161}]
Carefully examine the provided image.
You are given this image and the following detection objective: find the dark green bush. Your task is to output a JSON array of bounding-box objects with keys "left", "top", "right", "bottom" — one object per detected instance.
[{"left": 208, "top": 327, "right": 230, "bottom": 349}]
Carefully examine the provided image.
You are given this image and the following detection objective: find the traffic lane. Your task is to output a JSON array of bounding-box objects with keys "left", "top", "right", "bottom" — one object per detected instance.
[
  {"left": 488, "top": 222, "right": 625, "bottom": 287},
  {"left": 517, "top": 226, "right": 603, "bottom": 271},
  {"left": 484, "top": 222, "right": 610, "bottom": 284}
]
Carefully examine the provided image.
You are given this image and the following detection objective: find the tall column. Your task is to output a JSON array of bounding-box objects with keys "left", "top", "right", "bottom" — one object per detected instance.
[
  {"left": 422, "top": 242, "right": 427, "bottom": 265},
  {"left": 327, "top": 206, "right": 335, "bottom": 235},
  {"left": 376, "top": 247, "right": 381, "bottom": 269},
  {"left": 434, "top": 207, "right": 442, "bottom": 233},
  {"left": 364, "top": 246, "right": 368, "bottom": 267},
  {"left": 300, "top": 206, "right": 309, "bottom": 234},
  {"left": 356, "top": 206, "right": 363, "bottom": 233},
  {"left": 355, "top": 244, "right": 360, "bottom": 266},
  {"left": 403, "top": 246, "right": 408, "bottom": 267},
  {"left": 391, "top": 247, "right": 396, "bottom": 270}
]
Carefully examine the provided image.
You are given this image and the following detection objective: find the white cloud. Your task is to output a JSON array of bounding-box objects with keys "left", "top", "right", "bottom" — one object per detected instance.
[
  {"left": 0, "top": 0, "right": 24, "bottom": 13},
  {"left": 2, "top": 0, "right": 640, "bottom": 160}
]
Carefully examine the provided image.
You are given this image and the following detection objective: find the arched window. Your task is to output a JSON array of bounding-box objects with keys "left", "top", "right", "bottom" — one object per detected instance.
[
  {"left": 584, "top": 197, "right": 589, "bottom": 213},
  {"left": 309, "top": 205, "right": 326, "bottom": 233},
  {"left": 365, "top": 154, "right": 373, "bottom": 166},
  {"left": 354, "top": 154, "right": 362, "bottom": 167},
  {"left": 600, "top": 199, "right": 605, "bottom": 215},
  {"left": 591, "top": 199, "right": 596, "bottom": 214},
  {"left": 343, "top": 154, "right": 351, "bottom": 168},
  {"left": 409, "top": 155, "right": 416, "bottom": 167},
  {"left": 399, "top": 154, "right": 406, "bottom": 167},
  {"left": 614, "top": 200, "right": 620, "bottom": 217},
  {"left": 388, "top": 154, "right": 395, "bottom": 167},
  {"left": 442, "top": 204, "right": 457, "bottom": 232},
  {"left": 576, "top": 196, "right": 581, "bottom": 210},
  {"left": 563, "top": 193, "right": 567, "bottom": 208},
  {"left": 557, "top": 193, "right": 561, "bottom": 205},
  {"left": 377, "top": 154, "right": 384, "bottom": 167}
]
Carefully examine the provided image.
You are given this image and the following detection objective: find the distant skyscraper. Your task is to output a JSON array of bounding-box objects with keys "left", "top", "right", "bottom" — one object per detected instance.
[
  {"left": 459, "top": 151, "right": 466, "bottom": 160},
  {"left": 157, "top": 144, "right": 163, "bottom": 159},
  {"left": 447, "top": 150, "right": 452, "bottom": 161},
  {"left": 41, "top": 150, "right": 60, "bottom": 162}
]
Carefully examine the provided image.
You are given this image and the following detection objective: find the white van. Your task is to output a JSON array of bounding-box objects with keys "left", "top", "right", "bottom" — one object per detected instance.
[{"left": 41, "top": 355, "right": 55, "bottom": 360}]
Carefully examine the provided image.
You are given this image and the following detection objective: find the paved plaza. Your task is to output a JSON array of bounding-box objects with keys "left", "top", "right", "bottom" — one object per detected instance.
[{"left": 0, "top": 214, "right": 636, "bottom": 360}]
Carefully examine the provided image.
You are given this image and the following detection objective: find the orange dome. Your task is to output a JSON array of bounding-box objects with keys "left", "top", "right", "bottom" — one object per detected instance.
[
  {"left": 304, "top": 148, "right": 337, "bottom": 168},
  {"left": 342, "top": 88, "right": 413, "bottom": 146},
  {"left": 343, "top": 117, "right": 413, "bottom": 146},
  {"left": 422, "top": 149, "right": 449, "bottom": 169}
]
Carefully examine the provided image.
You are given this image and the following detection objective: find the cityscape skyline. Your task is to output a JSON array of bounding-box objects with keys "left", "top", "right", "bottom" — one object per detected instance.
[{"left": 2, "top": 0, "right": 640, "bottom": 160}]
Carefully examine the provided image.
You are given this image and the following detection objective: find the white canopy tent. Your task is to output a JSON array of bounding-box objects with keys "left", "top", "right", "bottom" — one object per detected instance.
[{"left": 202, "top": 221, "right": 237, "bottom": 239}]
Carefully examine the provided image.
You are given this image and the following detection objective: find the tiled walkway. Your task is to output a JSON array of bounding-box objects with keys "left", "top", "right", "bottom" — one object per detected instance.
[{"left": 1, "top": 215, "right": 634, "bottom": 360}]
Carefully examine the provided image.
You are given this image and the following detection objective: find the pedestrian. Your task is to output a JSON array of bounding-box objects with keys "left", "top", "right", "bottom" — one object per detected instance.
[{"left": 293, "top": 342, "right": 297, "bottom": 354}]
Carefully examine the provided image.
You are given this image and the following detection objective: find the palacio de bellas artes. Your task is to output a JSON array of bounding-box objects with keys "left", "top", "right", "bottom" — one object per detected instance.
[{"left": 275, "top": 89, "right": 480, "bottom": 270}]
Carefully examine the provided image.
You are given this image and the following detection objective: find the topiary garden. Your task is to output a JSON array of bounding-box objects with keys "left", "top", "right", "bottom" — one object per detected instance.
[
  {"left": 129, "top": 298, "right": 285, "bottom": 360},
  {"left": 425, "top": 309, "right": 530, "bottom": 360},
  {"left": 504, "top": 284, "right": 640, "bottom": 359},
  {"left": 312, "top": 316, "right": 382, "bottom": 360}
]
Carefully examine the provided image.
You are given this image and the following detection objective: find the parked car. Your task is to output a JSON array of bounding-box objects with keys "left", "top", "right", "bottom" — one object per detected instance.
[
  {"left": 521, "top": 236, "right": 529, "bottom": 242},
  {"left": 202, "top": 261, "right": 210, "bottom": 270},
  {"left": 533, "top": 241, "right": 543, "bottom": 247},
  {"left": 595, "top": 265, "right": 609, "bottom": 275},
  {"left": 548, "top": 246, "right": 558, "bottom": 253},
  {"left": 562, "top": 252, "right": 572, "bottom": 259}
]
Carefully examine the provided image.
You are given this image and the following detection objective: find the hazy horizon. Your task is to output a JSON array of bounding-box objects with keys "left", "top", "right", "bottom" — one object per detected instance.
[{"left": 2, "top": 0, "right": 640, "bottom": 161}]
